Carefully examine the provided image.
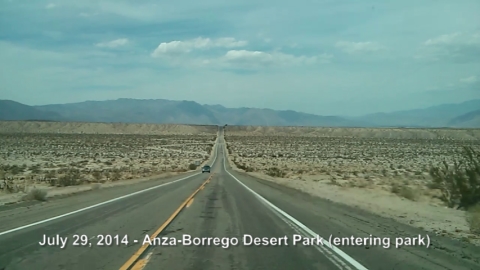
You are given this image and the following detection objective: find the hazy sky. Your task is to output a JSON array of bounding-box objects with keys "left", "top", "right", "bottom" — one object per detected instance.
[{"left": 1, "top": 0, "right": 479, "bottom": 116}]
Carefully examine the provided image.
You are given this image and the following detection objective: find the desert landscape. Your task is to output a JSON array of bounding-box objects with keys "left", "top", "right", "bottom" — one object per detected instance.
[
  {"left": 223, "top": 126, "right": 480, "bottom": 245},
  {"left": 0, "top": 121, "right": 218, "bottom": 205},
  {"left": 1, "top": 121, "right": 479, "bottom": 246}
]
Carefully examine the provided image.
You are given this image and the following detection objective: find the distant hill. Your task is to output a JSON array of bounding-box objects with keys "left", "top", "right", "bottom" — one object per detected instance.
[
  {"left": 34, "top": 99, "right": 220, "bottom": 124},
  {"left": 0, "top": 98, "right": 479, "bottom": 128},
  {"left": 30, "top": 98, "right": 362, "bottom": 127},
  {"left": 448, "top": 109, "right": 480, "bottom": 128},
  {"left": 203, "top": 105, "right": 371, "bottom": 127},
  {"left": 0, "top": 100, "right": 63, "bottom": 121},
  {"left": 353, "top": 99, "right": 480, "bottom": 127}
]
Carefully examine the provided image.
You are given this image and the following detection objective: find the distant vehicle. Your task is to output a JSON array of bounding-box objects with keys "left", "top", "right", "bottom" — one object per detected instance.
[{"left": 202, "top": 165, "right": 211, "bottom": 173}]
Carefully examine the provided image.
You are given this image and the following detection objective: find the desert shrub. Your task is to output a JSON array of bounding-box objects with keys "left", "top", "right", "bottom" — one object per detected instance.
[
  {"left": 466, "top": 204, "right": 480, "bottom": 235},
  {"left": 23, "top": 188, "right": 48, "bottom": 201},
  {"left": 56, "top": 175, "right": 75, "bottom": 187},
  {"left": 9, "top": 165, "right": 23, "bottom": 175},
  {"left": 329, "top": 178, "right": 340, "bottom": 186},
  {"left": 235, "top": 162, "right": 246, "bottom": 170},
  {"left": 226, "top": 144, "right": 232, "bottom": 154},
  {"left": 429, "top": 146, "right": 480, "bottom": 209},
  {"left": 188, "top": 163, "right": 197, "bottom": 170},
  {"left": 57, "top": 168, "right": 68, "bottom": 174},
  {"left": 69, "top": 168, "right": 81, "bottom": 180},
  {"left": 111, "top": 170, "right": 121, "bottom": 181},
  {"left": 390, "top": 184, "right": 401, "bottom": 194},
  {"left": 235, "top": 162, "right": 254, "bottom": 172},
  {"left": 30, "top": 164, "right": 42, "bottom": 174},
  {"left": 92, "top": 171, "right": 102, "bottom": 182},
  {"left": 45, "top": 170, "right": 56, "bottom": 180},
  {"left": 3, "top": 179, "right": 15, "bottom": 193},
  {"left": 398, "top": 185, "right": 420, "bottom": 201},
  {"left": 266, "top": 167, "right": 286, "bottom": 178},
  {"left": 49, "top": 168, "right": 81, "bottom": 186}
]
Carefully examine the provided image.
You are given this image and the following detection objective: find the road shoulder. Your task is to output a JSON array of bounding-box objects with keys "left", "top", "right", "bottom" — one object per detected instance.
[{"left": 226, "top": 167, "right": 480, "bottom": 269}]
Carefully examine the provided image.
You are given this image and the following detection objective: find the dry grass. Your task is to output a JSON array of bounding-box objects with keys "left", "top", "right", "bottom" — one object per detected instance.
[{"left": 0, "top": 122, "right": 218, "bottom": 201}]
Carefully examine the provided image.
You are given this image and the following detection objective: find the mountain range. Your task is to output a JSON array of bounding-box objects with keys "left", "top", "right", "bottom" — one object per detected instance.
[{"left": 0, "top": 98, "right": 479, "bottom": 128}]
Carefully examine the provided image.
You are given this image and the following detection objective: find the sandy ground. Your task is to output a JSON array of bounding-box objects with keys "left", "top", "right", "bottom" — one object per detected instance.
[
  {"left": 0, "top": 139, "right": 219, "bottom": 206},
  {"left": 0, "top": 121, "right": 219, "bottom": 206},
  {"left": 0, "top": 139, "right": 219, "bottom": 207},
  {"left": 223, "top": 126, "right": 480, "bottom": 246}
]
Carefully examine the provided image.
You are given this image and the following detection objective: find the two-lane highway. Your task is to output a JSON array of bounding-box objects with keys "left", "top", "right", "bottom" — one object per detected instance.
[
  {"left": 0, "top": 171, "right": 213, "bottom": 269},
  {"left": 0, "top": 131, "right": 479, "bottom": 269}
]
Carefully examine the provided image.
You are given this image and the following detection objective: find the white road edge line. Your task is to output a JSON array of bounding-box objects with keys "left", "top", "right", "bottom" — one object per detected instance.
[
  {"left": 277, "top": 213, "right": 349, "bottom": 270},
  {"left": 0, "top": 135, "right": 220, "bottom": 237},
  {"left": 222, "top": 146, "right": 369, "bottom": 270}
]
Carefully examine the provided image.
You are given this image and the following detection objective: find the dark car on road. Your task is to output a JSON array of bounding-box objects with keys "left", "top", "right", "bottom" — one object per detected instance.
[{"left": 202, "top": 165, "right": 211, "bottom": 173}]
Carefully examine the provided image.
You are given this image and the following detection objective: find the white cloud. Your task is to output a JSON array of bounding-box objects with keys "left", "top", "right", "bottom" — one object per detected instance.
[
  {"left": 424, "top": 33, "right": 460, "bottom": 46},
  {"left": 45, "top": 3, "right": 56, "bottom": 9},
  {"left": 79, "top": 12, "right": 99, "bottom": 17},
  {"left": 335, "top": 41, "right": 385, "bottom": 54},
  {"left": 95, "top": 38, "right": 129, "bottom": 48},
  {"left": 219, "top": 50, "right": 330, "bottom": 68},
  {"left": 424, "top": 32, "right": 480, "bottom": 46},
  {"left": 151, "top": 37, "right": 247, "bottom": 57},
  {"left": 417, "top": 31, "right": 480, "bottom": 62},
  {"left": 150, "top": 37, "right": 329, "bottom": 69},
  {"left": 460, "top": 75, "right": 478, "bottom": 84}
]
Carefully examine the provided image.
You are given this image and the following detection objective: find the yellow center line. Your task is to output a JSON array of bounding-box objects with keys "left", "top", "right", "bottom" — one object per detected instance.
[
  {"left": 119, "top": 173, "right": 214, "bottom": 270},
  {"left": 186, "top": 198, "right": 194, "bottom": 208},
  {"left": 131, "top": 252, "right": 153, "bottom": 270}
]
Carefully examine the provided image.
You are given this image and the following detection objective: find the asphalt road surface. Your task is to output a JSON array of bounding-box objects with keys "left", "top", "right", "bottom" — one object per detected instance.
[{"left": 0, "top": 132, "right": 479, "bottom": 270}]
